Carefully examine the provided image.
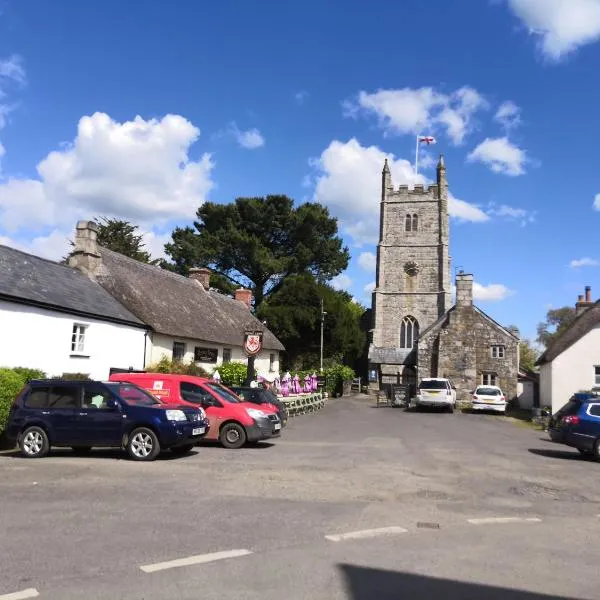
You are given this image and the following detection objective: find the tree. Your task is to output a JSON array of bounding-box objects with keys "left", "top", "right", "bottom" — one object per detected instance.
[
  {"left": 519, "top": 340, "right": 539, "bottom": 372},
  {"left": 257, "top": 274, "right": 365, "bottom": 369},
  {"left": 536, "top": 306, "right": 576, "bottom": 348},
  {"left": 94, "top": 217, "right": 153, "bottom": 263},
  {"left": 164, "top": 196, "right": 350, "bottom": 310}
]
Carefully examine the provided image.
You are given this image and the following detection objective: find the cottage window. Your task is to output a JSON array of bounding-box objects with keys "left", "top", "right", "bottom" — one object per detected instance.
[
  {"left": 270, "top": 353, "right": 275, "bottom": 372},
  {"left": 400, "top": 316, "right": 419, "bottom": 349},
  {"left": 595, "top": 366, "right": 600, "bottom": 386},
  {"left": 482, "top": 372, "right": 497, "bottom": 386},
  {"left": 412, "top": 214, "right": 419, "bottom": 231},
  {"left": 71, "top": 324, "right": 87, "bottom": 354},
  {"left": 223, "top": 348, "right": 232, "bottom": 364},
  {"left": 491, "top": 345, "right": 505, "bottom": 359},
  {"left": 172, "top": 342, "right": 186, "bottom": 362},
  {"left": 405, "top": 214, "right": 412, "bottom": 232}
]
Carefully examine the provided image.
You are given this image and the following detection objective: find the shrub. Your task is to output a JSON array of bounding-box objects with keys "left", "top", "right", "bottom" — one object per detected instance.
[
  {"left": 0, "top": 368, "right": 26, "bottom": 435},
  {"left": 52, "top": 372, "right": 91, "bottom": 380},
  {"left": 324, "top": 363, "right": 355, "bottom": 396},
  {"left": 215, "top": 362, "right": 248, "bottom": 386},
  {"left": 146, "top": 356, "right": 210, "bottom": 378},
  {"left": 10, "top": 367, "right": 47, "bottom": 383}
]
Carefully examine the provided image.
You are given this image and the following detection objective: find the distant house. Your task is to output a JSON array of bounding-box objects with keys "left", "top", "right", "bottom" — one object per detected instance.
[
  {"left": 69, "top": 221, "right": 284, "bottom": 375},
  {"left": 517, "top": 368, "right": 539, "bottom": 410},
  {"left": 0, "top": 244, "right": 147, "bottom": 378},
  {"left": 537, "top": 286, "right": 599, "bottom": 413}
]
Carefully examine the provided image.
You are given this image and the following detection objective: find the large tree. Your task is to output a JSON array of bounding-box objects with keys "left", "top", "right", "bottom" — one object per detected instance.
[
  {"left": 257, "top": 274, "right": 365, "bottom": 369},
  {"left": 519, "top": 340, "right": 539, "bottom": 372},
  {"left": 164, "top": 196, "right": 350, "bottom": 309},
  {"left": 536, "top": 306, "right": 576, "bottom": 348}
]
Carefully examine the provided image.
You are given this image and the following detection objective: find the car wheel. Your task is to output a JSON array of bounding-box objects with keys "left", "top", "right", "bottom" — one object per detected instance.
[
  {"left": 447, "top": 404, "right": 454, "bottom": 414},
  {"left": 127, "top": 428, "right": 161, "bottom": 461},
  {"left": 20, "top": 426, "right": 50, "bottom": 458},
  {"left": 578, "top": 448, "right": 592, "bottom": 457},
  {"left": 171, "top": 444, "right": 195, "bottom": 455},
  {"left": 593, "top": 440, "right": 600, "bottom": 462},
  {"left": 71, "top": 446, "right": 92, "bottom": 455},
  {"left": 219, "top": 423, "right": 247, "bottom": 449}
]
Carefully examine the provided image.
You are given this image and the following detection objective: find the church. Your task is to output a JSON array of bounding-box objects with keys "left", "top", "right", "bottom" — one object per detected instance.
[{"left": 368, "top": 156, "right": 519, "bottom": 402}]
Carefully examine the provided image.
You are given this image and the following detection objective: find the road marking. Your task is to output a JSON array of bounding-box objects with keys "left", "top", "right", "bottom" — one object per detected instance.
[
  {"left": 140, "top": 549, "right": 253, "bottom": 573},
  {"left": 0, "top": 589, "right": 40, "bottom": 600},
  {"left": 468, "top": 517, "right": 542, "bottom": 525},
  {"left": 325, "top": 526, "right": 408, "bottom": 542}
]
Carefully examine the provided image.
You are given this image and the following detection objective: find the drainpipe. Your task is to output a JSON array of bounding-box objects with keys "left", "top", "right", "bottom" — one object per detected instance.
[{"left": 143, "top": 330, "right": 149, "bottom": 369}]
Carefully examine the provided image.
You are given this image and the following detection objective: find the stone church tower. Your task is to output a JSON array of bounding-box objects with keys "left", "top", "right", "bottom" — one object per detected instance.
[{"left": 368, "top": 156, "right": 451, "bottom": 390}]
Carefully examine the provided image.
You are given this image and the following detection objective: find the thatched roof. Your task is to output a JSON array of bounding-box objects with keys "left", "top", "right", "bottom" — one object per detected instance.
[{"left": 95, "top": 247, "right": 284, "bottom": 350}]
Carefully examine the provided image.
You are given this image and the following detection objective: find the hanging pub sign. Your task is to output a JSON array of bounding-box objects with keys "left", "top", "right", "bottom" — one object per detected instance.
[{"left": 243, "top": 331, "right": 263, "bottom": 356}]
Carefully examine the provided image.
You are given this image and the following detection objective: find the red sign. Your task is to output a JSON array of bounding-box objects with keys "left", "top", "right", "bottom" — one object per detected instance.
[{"left": 244, "top": 333, "right": 263, "bottom": 356}]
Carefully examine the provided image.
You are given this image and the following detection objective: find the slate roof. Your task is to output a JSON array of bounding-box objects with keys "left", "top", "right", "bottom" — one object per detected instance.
[
  {"left": 0, "top": 244, "right": 144, "bottom": 326},
  {"left": 536, "top": 302, "right": 600, "bottom": 365},
  {"left": 95, "top": 247, "right": 285, "bottom": 350},
  {"left": 368, "top": 346, "right": 416, "bottom": 364}
]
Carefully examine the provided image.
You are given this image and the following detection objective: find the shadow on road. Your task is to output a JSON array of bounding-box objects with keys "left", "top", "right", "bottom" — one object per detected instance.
[
  {"left": 340, "top": 564, "right": 581, "bottom": 600},
  {"left": 528, "top": 448, "right": 588, "bottom": 461}
]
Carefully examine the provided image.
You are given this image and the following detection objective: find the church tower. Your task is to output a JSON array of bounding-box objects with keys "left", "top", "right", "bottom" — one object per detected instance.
[{"left": 368, "top": 156, "right": 451, "bottom": 389}]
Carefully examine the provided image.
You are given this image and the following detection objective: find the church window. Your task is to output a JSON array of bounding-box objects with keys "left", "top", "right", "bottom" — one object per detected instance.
[
  {"left": 412, "top": 214, "right": 418, "bottom": 231},
  {"left": 405, "top": 214, "right": 412, "bottom": 232},
  {"left": 491, "top": 345, "right": 505, "bottom": 358},
  {"left": 400, "top": 316, "right": 419, "bottom": 349},
  {"left": 482, "top": 372, "right": 497, "bottom": 386}
]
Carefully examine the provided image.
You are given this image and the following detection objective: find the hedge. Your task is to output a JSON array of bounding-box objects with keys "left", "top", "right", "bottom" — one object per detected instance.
[
  {"left": 0, "top": 369, "right": 27, "bottom": 435},
  {"left": 214, "top": 362, "right": 247, "bottom": 386}
]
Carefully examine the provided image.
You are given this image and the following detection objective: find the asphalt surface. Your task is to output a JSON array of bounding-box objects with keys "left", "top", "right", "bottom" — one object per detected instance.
[{"left": 1, "top": 396, "right": 599, "bottom": 599}]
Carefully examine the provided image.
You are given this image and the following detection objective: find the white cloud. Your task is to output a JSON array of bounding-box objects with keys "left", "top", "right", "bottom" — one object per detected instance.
[
  {"left": 0, "top": 54, "right": 26, "bottom": 90},
  {"left": 294, "top": 90, "right": 309, "bottom": 105},
  {"left": 570, "top": 257, "right": 599, "bottom": 268},
  {"left": 467, "top": 137, "right": 527, "bottom": 176},
  {"left": 0, "top": 112, "right": 215, "bottom": 234},
  {"left": 344, "top": 85, "right": 488, "bottom": 145},
  {"left": 473, "top": 282, "right": 515, "bottom": 301},
  {"left": 0, "top": 229, "right": 70, "bottom": 261},
  {"left": 487, "top": 203, "right": 535, "bottom": 225},
  {"left": 331, "top": 273, "right": 353, "bottom": 291},
  {"left": 494, "top": 101, "right": 521, "bottom": 130},
  {"left": 228, "top": 122, "right": 265, "bottom": 149},
  {"left": 358, "top": 251, "right": 376, "bottom": 272},
  {"left": 593, "top": 193, "right": 600, "bottom": 211},
  {"left": 143, "top": 230, "right": 171, "bottom": 260},
  {"left": 364, "top": 281, "right": 376, "bottom": 294},
  {"left": 310, "top": 138, "right": 488, "bottom": 245},
  {"left": 506, "top": 0, "right": 600, "bottom": 60}
]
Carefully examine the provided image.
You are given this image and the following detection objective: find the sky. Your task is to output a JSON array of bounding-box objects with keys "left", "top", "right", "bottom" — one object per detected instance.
[{"left": 1, "top": 0, "right": 600, "bottom": 342}]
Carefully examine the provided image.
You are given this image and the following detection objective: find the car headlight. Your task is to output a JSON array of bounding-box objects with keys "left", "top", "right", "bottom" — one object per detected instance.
[
  {"left": 246, "top": 408, "right": 266, "bottom": 419},
  {"left": 165, "top": 409, "right": 187, "bottom": 422}
]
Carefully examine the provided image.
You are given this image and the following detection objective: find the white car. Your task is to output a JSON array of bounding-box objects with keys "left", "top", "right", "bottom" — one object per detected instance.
[
  {"left": 415, "top": 378, "right": 457, "bottom": 412},
  {"left": 471, "top": 385, "right": 506, "bottom": 413}
]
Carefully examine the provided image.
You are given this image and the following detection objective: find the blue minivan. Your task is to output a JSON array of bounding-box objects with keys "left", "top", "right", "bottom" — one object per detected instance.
[
  {"left": 5, "top": 379, "right": 210, "bottom": 461},
  {"left": 548, "top": 392, "right": 600, "bottom": 459}
]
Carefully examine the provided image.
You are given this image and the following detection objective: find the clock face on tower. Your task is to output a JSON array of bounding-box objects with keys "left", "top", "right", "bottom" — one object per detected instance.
[{"left": 404, "top": 261, "right": 420, "bottom": 276}]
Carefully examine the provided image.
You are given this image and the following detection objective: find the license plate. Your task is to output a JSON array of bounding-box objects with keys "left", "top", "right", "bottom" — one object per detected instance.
[
  {"left": 192, "top": 427, "right": 205, "bottom": 435},
  {"left": 427, "top": 391, "right": 440, "bottom": 395},
  {"left": 274, "top": 423, "right": 281, "bottom": 431}
]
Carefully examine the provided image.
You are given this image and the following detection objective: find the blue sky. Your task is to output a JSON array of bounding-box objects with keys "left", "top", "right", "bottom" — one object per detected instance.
[{"left": 1, "top": 0, "right": 600, "bottom": 343}]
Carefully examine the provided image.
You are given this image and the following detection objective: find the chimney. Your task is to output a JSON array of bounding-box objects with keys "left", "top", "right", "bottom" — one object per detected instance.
[
  {"left": 234, "top": 288, "right": 253, "bottom": 309},
  {"left": 455, "top": 271, "right": 473, "bottom": 308},
  {"left": 69, "top": 220, "right": 101, "bottom": 277},
  {"left": 189, "top": 267, "right": 211, "bottom": 290},
  {"left": 576, "top": 286, "right": 593, "bottom": 316}
]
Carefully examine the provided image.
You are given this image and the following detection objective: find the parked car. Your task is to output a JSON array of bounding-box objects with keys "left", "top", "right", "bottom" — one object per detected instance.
[
  {"left": 471, "top": 385, "right": 507, "bottom": 413},
  {"left": 229, "top": 386, "right": 288, "bottom": 426},
  {"left": 109, "top": 373, "right": 281, "bottom": 449},
  {"left": 415, "top": 378, "right": 456, "bottom": 412},
  {"left": 548, "top": 392, "right": 600, "bottom": 459},
  {"left": 4, "top": 379, "right": 209, "bottom": 461}
]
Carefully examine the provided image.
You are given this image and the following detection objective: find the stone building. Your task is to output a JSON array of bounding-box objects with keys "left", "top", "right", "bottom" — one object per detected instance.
[{"left": 368, "top": 156, "right": 519, "bottom": 401}]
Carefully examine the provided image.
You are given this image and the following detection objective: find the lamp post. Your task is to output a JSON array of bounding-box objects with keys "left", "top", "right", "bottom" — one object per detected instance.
[{"left": 320, "top": 298, "right": 327, "bottom": 373}]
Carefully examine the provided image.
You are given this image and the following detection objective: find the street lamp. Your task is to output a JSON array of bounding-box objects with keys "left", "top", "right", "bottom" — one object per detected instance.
[{"left": 320, "top": 298, "right": 327, "bottom": 373}]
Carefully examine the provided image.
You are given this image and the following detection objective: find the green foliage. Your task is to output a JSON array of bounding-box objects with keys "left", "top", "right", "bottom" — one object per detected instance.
[
  {"left": 95, "top": 217, "right": 155, "bottom": 263},
  {"left": 9, "top": 367, "right": 47, "bottom": 382},
  {"left": 147, "top": 356, "right": 210, "bottom": 378},
  {"left": 519, "top": 340, "right": 539, "bottom": 371},
  {"left": 0, "top": 368, "right": 26, "bottom": 434},
  {"left": 536, "top": 306, "right": 576, "bottom": 348},
  {"left": 324, "top": 363, "right": 355, "bottom": 396},
  {"left": 215, "top": 362, "right": 248, "bottom": 386},
  {"left": 53, "top": 373, "right": 92, "bottom": 380},
  {"left": 164, "top": 195, "right": 350, "bottom": 309}
]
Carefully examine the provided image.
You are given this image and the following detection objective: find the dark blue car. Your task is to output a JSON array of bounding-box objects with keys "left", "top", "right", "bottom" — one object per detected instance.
[
  {"left": 548, "top": 392, "right": 600, "bottom": 459},
  {"left": 5, "top": 379, "right": 210, "bottom": 461}
]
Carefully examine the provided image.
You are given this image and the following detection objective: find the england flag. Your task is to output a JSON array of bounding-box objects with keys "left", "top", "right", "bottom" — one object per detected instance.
[{"left": 418, "top": 136, "right": 436, "bottom": 145}]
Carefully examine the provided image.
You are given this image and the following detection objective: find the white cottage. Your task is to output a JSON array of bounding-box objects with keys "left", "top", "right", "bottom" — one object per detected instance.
[
  {"left": 69, "top": 221, "right": 284, "bottom": 374},
  {"left": 0, "top": 244, "right": 147, "bottom": 378},
  {"left": 537, "top": 286, "right": 600, "bottom": 413}
]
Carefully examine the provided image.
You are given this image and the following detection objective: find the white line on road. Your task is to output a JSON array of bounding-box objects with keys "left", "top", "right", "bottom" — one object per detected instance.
[
  {"left": 325, "top": 526, "right": 408, "bottom": 542},
  {"left": 140, "top": 549, "right": 253, "bottom": 573},
  {"left": 468, "top": 517, "right": 542, "bottom": 525},
  {"left": 0, "top": 589, "right": 40, "bottom": 600}
]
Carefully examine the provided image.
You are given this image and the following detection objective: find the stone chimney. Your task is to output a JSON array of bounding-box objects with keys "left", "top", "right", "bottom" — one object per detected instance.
[
  {"left": 575, "top": 286, "right": 593, "bottom": 316},
  {"left": 69, "top": 220, "right": 101, "bottom": 277},
  {"left": 234, "top": 288, "right": 253, "bottom": 309},
  {"left": 189, "top": 267, "right": 211, "bottom": 290},
  {"left": 455, "top": 271, "right": 473, "bottom": 308}
]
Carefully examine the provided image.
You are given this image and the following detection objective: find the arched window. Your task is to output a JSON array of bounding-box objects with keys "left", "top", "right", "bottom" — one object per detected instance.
[
  {"left": 412, "top": 214, "right": 418, "bottom": 231},
  {"left": 405, "top": 214, "right": 412, "bottom": 232},
  {"left": 400, "top": 316, "right": 419, "bottom": 349}
]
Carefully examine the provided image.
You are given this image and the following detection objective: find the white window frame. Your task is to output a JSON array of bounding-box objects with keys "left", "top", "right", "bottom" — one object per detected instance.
[
  {"left": 595, "top": 366, "right": 600, "bottom": 386},
  {"left": 269, "top": 353, "right": 276, "bottom": 372},
  {"left": 482, "top": 372, "right": 497, "bottom": 386},
  {"left": 172, "top": 341, "right": 186, "bottom": 362},
  {"left": 491, "top": 345, "right": 505, "bottom": 359},
  {"left": 71, "top": 323, "right": 88, "bottom": 355},
  {"left": 586, "top": 403, "right": 600, "bottom": 418},
  {"left": 400, "top": 316, "right": 419, "bottom": 350},
  {"left": 222, "top": 348, "right": 232, "bottom": 364}
]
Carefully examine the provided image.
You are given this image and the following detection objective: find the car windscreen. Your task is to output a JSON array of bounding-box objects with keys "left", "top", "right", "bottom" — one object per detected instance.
[
  {"left": 106, "top": 383, "right": 160, "bottom": 406},
  {"left": 206, "top": 383, "right": 241, "bottom": 403},
  {"left": 476, "top": 387, "right": 501, "bottom": 396},
  {"left": 419, "top": 380, "right": 447, "bottom": 390},
  {"left": 554, "top": 399, "right": 581, "bottom": 417}
]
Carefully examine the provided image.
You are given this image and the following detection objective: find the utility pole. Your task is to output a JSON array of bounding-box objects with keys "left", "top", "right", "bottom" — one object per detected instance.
[{"left": 320, "top": 298, "right": 327, "bottom": 373}]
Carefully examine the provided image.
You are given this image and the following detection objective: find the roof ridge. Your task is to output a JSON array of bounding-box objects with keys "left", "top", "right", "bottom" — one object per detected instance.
[{"left": 0, "top": 242, "right": 74, "bottom": 271}]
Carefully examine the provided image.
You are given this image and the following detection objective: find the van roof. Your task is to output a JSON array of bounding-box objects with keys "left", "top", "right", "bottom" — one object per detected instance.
[{"left": 111, "top": 372, "right": 211, "bottom": 383}]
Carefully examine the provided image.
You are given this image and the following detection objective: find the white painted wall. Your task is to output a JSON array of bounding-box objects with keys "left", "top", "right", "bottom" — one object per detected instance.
[
  {"left": 0, "top": 300, "right": 146, "bottom": 379},
  {"left": 541, "top": 324, "right": 600, "bottom": 414},
  {"left": 517, "top": 380, "right": 534, "bottom": 409},
  {"left": 147, "top": 332, "right": 280, "bottom": 376}
]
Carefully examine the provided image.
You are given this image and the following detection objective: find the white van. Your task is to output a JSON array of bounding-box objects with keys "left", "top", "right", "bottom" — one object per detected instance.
[{"left": 415, "top": 378, "right": 457, "bottom": 412}]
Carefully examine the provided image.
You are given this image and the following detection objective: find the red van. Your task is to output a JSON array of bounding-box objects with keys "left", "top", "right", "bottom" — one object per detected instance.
[{"left": 108, "top": 373, "right": 281, "bottom": 449}]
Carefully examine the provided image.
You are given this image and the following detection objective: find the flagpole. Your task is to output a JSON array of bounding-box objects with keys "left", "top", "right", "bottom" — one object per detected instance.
[{"left": 415, "top": 134, "right": 419, "bottom": 177}]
